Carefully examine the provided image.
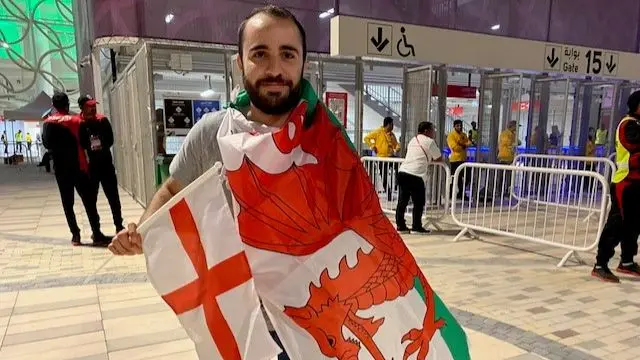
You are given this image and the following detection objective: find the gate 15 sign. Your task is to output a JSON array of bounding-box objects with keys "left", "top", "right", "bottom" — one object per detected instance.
[{"left": 545, "top": 44, "right": 619, "bottom": 77}]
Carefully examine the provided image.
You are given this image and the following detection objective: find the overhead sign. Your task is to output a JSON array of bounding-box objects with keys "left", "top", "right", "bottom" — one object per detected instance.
[
  {"left": 164, "top": 99, "right": 193, "bottom": 130},
  {"left": 192, "top": 99, "right": 220, "bottom": 123},
  {"left": 544, "top": 44, "right": 619, "bottom": 76},
  {"left": 331, "top": 15, "right": 640, "bottom": 80},
  {"left": 432, "top": 85, "right": 477, "bottom": 99}
]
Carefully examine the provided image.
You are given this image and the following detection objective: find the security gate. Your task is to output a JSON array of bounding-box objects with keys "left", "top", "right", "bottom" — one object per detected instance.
[
  {"left": 109, "top": 43, "right": 155, "bottom": 205},
  {"left": 402, "top": 65, "right": 434, "bottom": 155}
]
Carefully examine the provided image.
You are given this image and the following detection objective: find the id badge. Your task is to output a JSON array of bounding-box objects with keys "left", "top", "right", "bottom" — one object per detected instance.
[{"left": 90, "top": 136, "right": 102, "bottom": 150}]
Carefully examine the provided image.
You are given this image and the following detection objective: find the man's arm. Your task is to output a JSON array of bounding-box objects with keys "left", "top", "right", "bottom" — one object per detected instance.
[
  {"left": 78, "top": 123, "right": 90, "bottom": 150},
  {"left": 102, "top": 117, "right": 115, "bottom": 149},
  {"left": 42, "top": 122, "right": 55, "bottom": 150},
  {"left": 138, "top": 176, "right": 184, "bottom": 223}
]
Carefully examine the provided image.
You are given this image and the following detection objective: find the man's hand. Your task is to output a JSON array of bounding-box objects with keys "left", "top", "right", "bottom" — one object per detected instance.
[{"left": 109, "top": 223, "right": 143, "bottom": 255}]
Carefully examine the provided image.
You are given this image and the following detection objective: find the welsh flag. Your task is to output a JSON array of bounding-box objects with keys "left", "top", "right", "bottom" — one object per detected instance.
[{"left": 142, "top": 79, "right": 470, "bottom": 359}]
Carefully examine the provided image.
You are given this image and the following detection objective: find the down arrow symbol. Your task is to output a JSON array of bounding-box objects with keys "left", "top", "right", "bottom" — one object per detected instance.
[
  {"left": 605, "top": 55, "right": 617, "bottom": 73},
  {"left": 370, "top": 27, "right": 389, "bottom": 53},
  {"left": 546, "top": 48, "right": 559, "bottom": 68}
]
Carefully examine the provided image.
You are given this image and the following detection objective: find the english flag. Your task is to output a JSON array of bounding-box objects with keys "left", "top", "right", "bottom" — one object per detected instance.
[
  {"left": 141, "top": 79, "right": 469, "bottom": 360},
  {"left": 140, "top": 162, "right": 280, "bottom": 360}
]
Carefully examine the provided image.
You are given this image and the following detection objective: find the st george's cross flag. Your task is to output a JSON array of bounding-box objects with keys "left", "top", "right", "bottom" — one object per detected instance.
[
  {"left": 141, "top": 79, "right": 470, "bottom": 360},
  {"left": 139, "top": 162, "right": 280, "bottom": 360}
]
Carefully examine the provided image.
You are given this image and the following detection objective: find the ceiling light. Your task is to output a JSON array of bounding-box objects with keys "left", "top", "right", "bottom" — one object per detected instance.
[
  {"left": 165, "top": 13, "right": 175, "bottom": 24},
  {"left": 0, "top": 42, "right": 9, "bottom": 49},
  {"left": 491, "top": 24, "right": 500, "bottom": 31},
  {"left": 200, "top": 89, "right": 216, "bottom": 97},
  {"left": 318, "top": 8, "right": 334, "bottom": 19}
]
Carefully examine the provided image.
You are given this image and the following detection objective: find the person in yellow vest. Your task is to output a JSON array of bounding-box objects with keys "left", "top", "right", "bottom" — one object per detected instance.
[
  {"left": 15, "top": 130, "right": 23, "bottom": 153},
  {"left": 595, "top": 123, "right": 608, "bottom": 146},
  {"left": 447, "top": 119, "right": 472, "bottom": 199},
  {"left": 592, "top": 90, "right": 640, "bottom": 282},
  {"left": 25, "top": 132, "right": 32, "bottom": 153},
  {"left": 364, "top": 116, "right": 400, "bottom": 157},
  {"left": 585, "top": 135, "right": 595, "bottom": 157},
  {"left": 364, "top": 117, "right": 400, "bottom": 200},
  {"left": 497, "top": 121, "right": 520, "bottom": 196},
  {"left": 468, "top": 121, "right": 479, "bottom": 146}
]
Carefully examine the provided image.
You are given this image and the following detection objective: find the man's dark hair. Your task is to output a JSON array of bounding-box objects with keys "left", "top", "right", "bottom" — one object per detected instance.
[
  {"left": 453, "top": 119, "right": 463, "bottom": 126},
  {"left": 52, "top": 91, "right": 69, "bottom": 111},
  {"left": 383, "top": 117, "right": 394, "bottom": 127},
  {"left": 238, "top": 5, "right": 307, "bottom": 61},
  {"left": 418, "top": 121, "right": 434, "bottom": 134}
]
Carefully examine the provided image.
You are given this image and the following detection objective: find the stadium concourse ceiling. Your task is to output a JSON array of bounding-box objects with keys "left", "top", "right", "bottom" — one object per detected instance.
[{"left": 0, "top": 0, "right": 79, "bottom": 115}]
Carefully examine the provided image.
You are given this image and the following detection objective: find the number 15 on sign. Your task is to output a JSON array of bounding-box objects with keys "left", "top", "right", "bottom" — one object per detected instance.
[{"left": 586, "top": 50, "right": 618, "bottom": 76}]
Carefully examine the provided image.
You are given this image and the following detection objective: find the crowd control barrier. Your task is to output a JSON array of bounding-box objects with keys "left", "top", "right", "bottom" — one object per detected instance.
[
  {"left": 361, "top": 156, "right": 451, "bottom": 230},
  {"left": 511, "top": 154, "right": 614, "bottom": 221},
  {"left": 450, "top": 162, "right": 608, "bottom": 267}
]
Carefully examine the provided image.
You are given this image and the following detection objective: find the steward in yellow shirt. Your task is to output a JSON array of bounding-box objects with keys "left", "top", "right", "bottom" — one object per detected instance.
[
  {"left": 498, "top": 121, "right": 519, "bottom": 163},
  {"left": 364, "top": 117, "right": 400, "bottom": 157},
  {"left": 447, "top": 120, "right": 471, "bottom": 163}
]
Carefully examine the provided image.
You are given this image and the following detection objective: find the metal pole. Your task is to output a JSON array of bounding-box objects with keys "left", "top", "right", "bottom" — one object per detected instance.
[
  {"left": 354, "top": 57, "right": 364, "bottom": 155},
  {"left": 437, "top": 67, "right": 447, "bottom": 148},
  {"left": 400, "top": 64, "right": 409, "bottom": 156},
  {"left": 224, "top": 53, "right": 231, "bottom": 105}
]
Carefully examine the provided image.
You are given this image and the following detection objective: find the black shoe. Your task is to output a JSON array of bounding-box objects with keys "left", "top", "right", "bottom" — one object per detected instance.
[
  {"left": 71, "top": 234, "right": 81, "bottom": 246},
  {"left": 617, "top": 262, "right": 640, "bottom": 277},
  {"left": 411, "top": 227, "right": 432, "bottom": 234},
  {"left": 591, "top": 266, "right": 620, "bottom": 283},
  {"left": 397, "top": 226, "right": 410, "bottom": 234},
  {"left": 91, "top": 233, "right": 111, "bottom": 246}
]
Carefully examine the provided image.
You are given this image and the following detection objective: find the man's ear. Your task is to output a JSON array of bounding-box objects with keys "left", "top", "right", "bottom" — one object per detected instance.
[{"left": 235, "top": 53, "right": 243, "bottom": 73}]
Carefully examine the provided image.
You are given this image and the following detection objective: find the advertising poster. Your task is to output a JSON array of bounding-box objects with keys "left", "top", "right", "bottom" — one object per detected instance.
[
  {"left": 164, "top": 99, "right": 193, "bottom": 130},
  {"left": 193, "top": 100, "right": 220, "bottom": 123},
  {"left": 325, "top": 92, "right": 348, "bottom": 128}
]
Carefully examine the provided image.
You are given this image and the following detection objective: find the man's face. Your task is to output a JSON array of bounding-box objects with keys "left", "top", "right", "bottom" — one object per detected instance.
[
  {"left": 83, "top": 104, "right": 97, "bottom": 119},
  {"left": 238, "top": 13, "right": 304, "bottom": 116},
  {"left": 384, "top": 123, "right": 394, "bottom": 133},
  {"left": 454, "top": 123, "right": 462, "bottom": 132}
]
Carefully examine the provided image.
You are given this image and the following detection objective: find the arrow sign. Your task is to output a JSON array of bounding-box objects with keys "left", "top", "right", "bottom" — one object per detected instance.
[
  {"left": 546, "top": 48, "right": 559, "bottom": 68},
  {"left": 370, "top": 27, "right": 389, "bottom": 53},
  {"left": 606, "top": 55, "right": 617, "bottom": 74}
]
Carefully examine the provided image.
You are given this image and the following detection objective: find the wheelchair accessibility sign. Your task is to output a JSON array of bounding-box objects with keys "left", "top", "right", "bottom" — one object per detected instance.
[
  {"left": 366, "top": 22, "right": 415, "bottom": 58},
  {"left": 396, "top": 26, "right": 415, "bottom": 58}
]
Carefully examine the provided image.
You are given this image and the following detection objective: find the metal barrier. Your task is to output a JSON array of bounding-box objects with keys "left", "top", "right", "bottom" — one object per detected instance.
[
  {"left": 510, "top": 154, "right": 614, "bottom": 221},
  {"left": 450, "top": 163, "right": 608, "bottom": 267},
  {"left": 361, "top": 156, "right": 451, "bottom": 230}
]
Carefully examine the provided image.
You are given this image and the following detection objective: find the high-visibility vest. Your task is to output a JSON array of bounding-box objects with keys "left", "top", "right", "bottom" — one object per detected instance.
[{"left": 613, "top": 116, "right": 636, "bottom": 183}]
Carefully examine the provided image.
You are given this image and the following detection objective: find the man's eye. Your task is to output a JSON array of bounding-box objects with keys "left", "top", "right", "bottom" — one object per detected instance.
[
  {"left": 282, "top": 52, "right": 296, "bottom": 59},
  {"left": 252, "top": 51, "right": 265, "bottom": 59}
]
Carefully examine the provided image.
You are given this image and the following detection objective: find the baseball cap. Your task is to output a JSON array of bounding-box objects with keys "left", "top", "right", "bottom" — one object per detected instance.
[{"left": 78, "top": 94, "right": 98, "bottom": 107}]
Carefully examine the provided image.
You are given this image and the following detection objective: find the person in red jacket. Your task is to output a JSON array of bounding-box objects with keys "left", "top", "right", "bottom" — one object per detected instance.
[
  {"left": 42, "top": 91, "right": 110, "bottom": 246},
  {"left": 78, "top": 95, "right": 124, "bottom": 233},
  {"left": 592, "top": 90, "right": 640, "bottom": 282}
]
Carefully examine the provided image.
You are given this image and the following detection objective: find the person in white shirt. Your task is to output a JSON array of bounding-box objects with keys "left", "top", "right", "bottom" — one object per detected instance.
[{"left": 396, "top": 121, "right": 443, "bottom": 234}]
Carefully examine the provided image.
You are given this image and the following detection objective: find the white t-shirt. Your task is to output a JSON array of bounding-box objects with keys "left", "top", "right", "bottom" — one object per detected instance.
[{"left": 398, "top": 134, "right": 442, "bottom": 179}]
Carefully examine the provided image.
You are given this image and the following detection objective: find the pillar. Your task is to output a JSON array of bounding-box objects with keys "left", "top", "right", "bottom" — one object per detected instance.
[
  {"left": 536, "top": 82, "right": 551, "bottom": 154},
  {"left": 354, "top": 58, "right": 364, "bottom": 155},
  {"left": 436, "top": 67, "right": 447, "bottom": 148}
]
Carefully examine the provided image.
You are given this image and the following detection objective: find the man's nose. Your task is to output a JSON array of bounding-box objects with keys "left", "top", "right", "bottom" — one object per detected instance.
[{"left": 264, "top": 57, "right": 284, "bottom": 77}]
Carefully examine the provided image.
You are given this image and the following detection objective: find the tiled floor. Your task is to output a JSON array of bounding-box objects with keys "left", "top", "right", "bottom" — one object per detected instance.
[{"left": 1, "top": 165, "right": 639, "bottom": 360}]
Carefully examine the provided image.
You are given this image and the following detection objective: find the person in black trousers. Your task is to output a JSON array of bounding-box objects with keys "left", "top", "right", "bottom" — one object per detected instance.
[
  {"left": 78, "top": 95, "right": 124, "bottom": 233},
  {"left": 43, "top": 92, "right": 110, "bottom": 246},
  {"left": 395, "top": 121, "right": 443, "bottom": 234}
]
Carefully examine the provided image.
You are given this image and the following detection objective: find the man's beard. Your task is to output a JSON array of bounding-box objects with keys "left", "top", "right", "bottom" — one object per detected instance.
[{"left": 243, "top": 74, "right": 302, "bottom": 116}]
